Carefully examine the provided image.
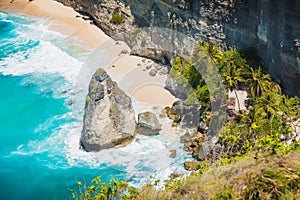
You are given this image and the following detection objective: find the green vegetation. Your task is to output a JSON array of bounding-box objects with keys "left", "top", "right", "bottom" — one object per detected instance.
[
  {"left": 141, "top": 151, "right": 300, "bottom": 199},
  {"left": 109, "top": 102, "right": 121, "bottom": 126},
  {"left": 169, "top": 56, "right": 211, "bottom": 107},
  {"left": 169, "top": 41, "right": 300, "bottom": 159},
  {"left": 71, "top": 152, "right": 300, "bottom": 199},
  {"left": 71, "top": 41, "right": 300, "bottom": 199},
  {"left": 110, "top": 8, "right": 124, "bottom": 25},
  {"left": 110, "top": 13, "right": 124, "bottom": 25},
  {"left": 71, "top": 176, "right": 138, "bottom": 200}
]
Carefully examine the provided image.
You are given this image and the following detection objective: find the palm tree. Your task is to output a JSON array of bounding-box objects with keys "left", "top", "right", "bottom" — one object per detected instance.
[
  {"left": 255, "top": 91, "right": 279, "bottom": 119},
  {"left": 279, "top": 94, "right": 299, "bottom": 126},
  {"left": 245, "top": 66, "right": 272, "bottom": 98},
  {"left": 255, "top": 91, "right": 280, "bottom": 133},
  {"left": 222, "top": 64, "right": 244, "bottom": 111},
  {"left": 197, "top": 41, "right": 223, "bottom": 66},
  {"left": 219, "top": 47, "right": 249, "bottom": 73},
  {"left": 239, "top": 106, "right": 266, "bottom": 141}
]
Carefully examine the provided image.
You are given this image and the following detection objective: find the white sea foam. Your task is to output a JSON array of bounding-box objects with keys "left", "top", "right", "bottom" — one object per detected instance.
[
  {"left": 0, "top": 40, "right": 82, "bottom": 82},
  {"left": 13, "top": 112, "right": 191, "bottom": 186},
  {"left": 61, "top": 117, "right": 191, "bottom": 186},
  {"left": 0, "top": 14, "right": 86, "bottom": 92},
  {"left": 0, "top": 12, "right": 8, "bottom": 21},
  {"left": 4, "top": 13, "right": 193, "bottom": 187},
  {"left": 0, "top": 16, "right": 87, "bottom": 102}
]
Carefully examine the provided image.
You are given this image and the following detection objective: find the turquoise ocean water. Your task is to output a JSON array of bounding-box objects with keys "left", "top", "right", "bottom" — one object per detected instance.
[
  {"left": 0, "top": 12, "right": 190, "bottom": 200},
  {"left": 0, "top": 12, "right": 128, "bottom": 200}
]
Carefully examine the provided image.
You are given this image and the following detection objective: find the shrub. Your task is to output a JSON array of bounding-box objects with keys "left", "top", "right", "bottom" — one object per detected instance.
[
  {"left": 110, "top": 13, "right": 124, "bottom": 25},
  {"left": 71, "top": 176, "right": 139, "bottom": 200}
]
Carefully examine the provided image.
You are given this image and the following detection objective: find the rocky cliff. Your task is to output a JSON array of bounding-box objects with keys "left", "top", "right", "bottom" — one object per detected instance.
[
  {"left": 81, "top": 68, "right": 136, "bottom": 152},
  {"left": 55, "top": 0, "right": 299, "bottom": 96}
]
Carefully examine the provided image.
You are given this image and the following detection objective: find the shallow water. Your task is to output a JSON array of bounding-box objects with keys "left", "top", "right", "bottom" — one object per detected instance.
[{"left": 0, "top": 12, "right": 191, "bottom": 200}]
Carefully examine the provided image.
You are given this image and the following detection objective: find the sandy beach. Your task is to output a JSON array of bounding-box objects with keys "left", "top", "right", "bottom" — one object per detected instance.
[
  {"left": 0, "top": 0, "right": 176, "bottom": 107},
  {"left": 0, "top": 0, "right": 108, "bottom": 48}
]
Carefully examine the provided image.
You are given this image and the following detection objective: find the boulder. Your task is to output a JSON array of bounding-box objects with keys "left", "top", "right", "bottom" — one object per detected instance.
[
  {"left": 149, "top": 68, "right": 157, "bottom": 77},
  {"left": 160, "top": 67, "right": 169, "bottom": 75},
  {"left": 169, "top": 150, "right": 177, "bottom": 158},
  {"left": 184, "top": 161, "right": 202, "bottom": 171},
  {"left": 137, "top": 111, "right": 162, "bottom": 135},
  {"left": 198, "top": 121, "right": 208, "bottom": 133},
  {"left": 165, "top": 76, "right": 187, "bottom": 100},
  {"left": 198, "top": 136, "right": 219, "bottom": 160},
  {"left": 167, "top": 100, "right": 182, "bottom": 123},
  {"left": 181, "top": 103, "right": 202, "bottom": 128},
  {"left": 159, "top": 107, "right": 169, "bottom": 118},
  {"left": 81, "top": 68, "right": 136, "bottom": 152},
  {"left": 180, "top": 132, "right": 192, "bottom": 143},
  {"left": 170, "top": 173, "right": 184, "bottom": 179}
]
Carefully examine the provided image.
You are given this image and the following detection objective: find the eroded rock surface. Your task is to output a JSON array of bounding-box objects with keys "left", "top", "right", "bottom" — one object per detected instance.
[
  {"left": 137, "top": 111, "right": 162, "bottom": 135},
  {"left": 81, "top": 68, "right": 136, "bottom": 151},
  {"left": 56, "top": 0, "right": 300, "bottom": 97}
]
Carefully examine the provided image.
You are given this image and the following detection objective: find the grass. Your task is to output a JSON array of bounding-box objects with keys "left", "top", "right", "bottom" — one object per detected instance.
[{"left": 133, "top": 151, "right": 300, "bottom": 199}]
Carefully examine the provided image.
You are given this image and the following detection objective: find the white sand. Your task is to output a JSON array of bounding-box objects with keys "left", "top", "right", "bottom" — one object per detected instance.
[
  {"left": 0, "top": 0, "right": 176, "bottom": 107},
  {"left": 228, "top": 90, "right": 248, "bottom": 111}
]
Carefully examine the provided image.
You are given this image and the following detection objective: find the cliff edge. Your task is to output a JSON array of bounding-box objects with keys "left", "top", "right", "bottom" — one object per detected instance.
[{"left": 55, "top": 0, "right": 300, "bottom": 97}]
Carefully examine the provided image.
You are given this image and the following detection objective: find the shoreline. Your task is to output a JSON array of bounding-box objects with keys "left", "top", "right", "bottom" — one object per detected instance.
[
  {"left": 0, "top": 0, "right": 176, "bottom": 107},
  {"left": 0, "top": 0, "right": 108, "bottom": 48}
]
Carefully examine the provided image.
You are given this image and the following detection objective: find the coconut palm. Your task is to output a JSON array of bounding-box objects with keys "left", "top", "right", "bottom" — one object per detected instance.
[
  {"left": 255, "top": 91, "right": 281, "bottom": 134},
  {"left": 219, "top": 47, "right": 249, "bottom": 73},
  {"left": 222, "top": 64, "right": 244, "bottom": 111},
  {"left": 197, "top": 41, "right": 223, "bottom": 66},
  {"left": 245, "top": 66, "right": 272, "bottom": 98},
  {"left": 279, "top": 94, "right": 299, "bottom": 125},
  {"left": 255, "top": 91, "right": 279, "bottom": 119}
]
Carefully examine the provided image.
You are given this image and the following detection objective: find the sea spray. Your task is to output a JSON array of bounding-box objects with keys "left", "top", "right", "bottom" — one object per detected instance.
[{"left": 0, "top": 12, "right": 193, "bottom": 200}]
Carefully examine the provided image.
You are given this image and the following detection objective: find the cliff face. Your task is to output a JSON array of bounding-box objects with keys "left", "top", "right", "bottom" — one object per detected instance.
[
  {"left": 223, "top": 0, "right": 300, "bottom": 96},
  {"left": 56, "top": 0, "right": 300, "bottom": 96}
]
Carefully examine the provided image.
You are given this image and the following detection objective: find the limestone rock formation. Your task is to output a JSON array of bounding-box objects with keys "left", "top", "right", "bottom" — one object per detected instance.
[
  {"left": 137, "top": 111, "right": 162, "bottom": 135},
  {"left": 198, "top": 136, "right": 219, "bottom": 161},
  {"left": 184, "top": 161, "right": 202, "bottom": 171},
  {"left": 166, "top": 100, "right": 183, "bottom": 123},
  {"left": 165, "top": 77, "right": 188, "bottom": 100},
  {"left": 81, "top": 68, "right": 136, "bottom": 152},
  {"left": 56, "top": 0, "right": 300, "bottom": 97}
]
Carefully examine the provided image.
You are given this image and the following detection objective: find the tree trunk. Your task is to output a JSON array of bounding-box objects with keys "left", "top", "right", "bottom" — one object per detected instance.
[{"left": 234, "top": 89, "right": 241, "bottom": 112}]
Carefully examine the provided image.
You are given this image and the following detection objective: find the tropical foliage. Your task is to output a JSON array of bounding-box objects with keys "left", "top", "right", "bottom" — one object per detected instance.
[
  {"left": 71, "top": 176, "right": 139, "bottom": 200},
  {"left": 70, "top": 41, "right": 300, "bottom": 199},
  {"left": 71, "top": 152, "right": 300, "bottom": 200},
  {"left": 169, "top": 56, "right": 211, "bottom": 108}
]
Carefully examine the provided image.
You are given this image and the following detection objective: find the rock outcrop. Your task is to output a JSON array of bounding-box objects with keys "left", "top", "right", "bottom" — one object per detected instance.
[
  {"left": 81, "top": 68, "right": 136, "bottom": 152},
  {"left": 55, "top": 0, "right": 300, "bottom": 97},
  {"left": 184, "top": 161, "right": 202, "bottom": 171},
  {"left": 169, "top": 150, "right": 177, "bottom": 158},
  {"left": 166, "top": 100, "right": 182, "bottom": 123},
  {"left": 137, "top": 111, "right": 162, "bottom": 135},
  {"left": 165, "top": 77, "right": 188, "bottom": 100},
  {"left": 198, "top": 136, "right": 221, "bottom": 161}
]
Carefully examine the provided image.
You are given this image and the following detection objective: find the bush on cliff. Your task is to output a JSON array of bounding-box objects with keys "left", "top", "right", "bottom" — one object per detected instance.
[{"left": 110, "top": 13, "right": 124, "bottom": 25}]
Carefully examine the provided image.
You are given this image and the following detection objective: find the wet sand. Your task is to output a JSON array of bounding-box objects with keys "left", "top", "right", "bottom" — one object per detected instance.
[{"left": 0, "top": 0, "right": 177, "bottom": 107}]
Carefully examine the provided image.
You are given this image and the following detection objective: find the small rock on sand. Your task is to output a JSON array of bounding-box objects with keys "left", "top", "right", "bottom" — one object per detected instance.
[{"left": 149, "top": 69, "right": 157, "bottom": 77}]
